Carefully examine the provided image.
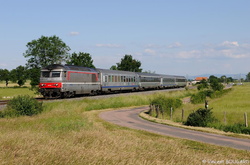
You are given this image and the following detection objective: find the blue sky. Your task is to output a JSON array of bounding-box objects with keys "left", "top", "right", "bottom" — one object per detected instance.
[{"left": 1, "top": 0, "right": 250, "bottom": 77}]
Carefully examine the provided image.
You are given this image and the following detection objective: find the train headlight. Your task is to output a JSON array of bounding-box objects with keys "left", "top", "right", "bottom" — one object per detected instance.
[{"left": 55, "top": 84, "right": 58, "bottom": 86}]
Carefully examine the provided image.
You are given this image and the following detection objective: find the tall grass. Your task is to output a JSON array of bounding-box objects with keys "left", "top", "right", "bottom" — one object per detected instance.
[
  {"left": 0, "top": 97, "right": 249, "bottom": 164},
  {"left": 173, "top": 83, "right": 250, "bottom": 126}
]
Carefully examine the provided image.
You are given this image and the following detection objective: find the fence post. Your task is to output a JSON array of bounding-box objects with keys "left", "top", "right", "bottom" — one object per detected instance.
[
  {"left": 170, "top": 107, "right": 173, "bottom": 120},
  {"left": 182, "top": 109, "right": 184, "bottom": 121},
  {"left": 156, "top": 105, "right": 159, "bottom": 118},
  {"left": 149, "top": 104, "right": 152, "bottom": 115},
  {"left": 244, "top": 112, "right": 248, "bottom": 127}
]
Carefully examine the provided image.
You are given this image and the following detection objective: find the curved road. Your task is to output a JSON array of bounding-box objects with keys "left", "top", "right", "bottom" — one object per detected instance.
[{"left": 99, "top": 106, "right": 250, "bottom": 151}]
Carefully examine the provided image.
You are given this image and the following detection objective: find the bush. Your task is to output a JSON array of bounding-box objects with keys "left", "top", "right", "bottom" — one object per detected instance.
[
  {"left": 185, "top": 108, "right": 216, "bottom": 127},
  {"left": 6, "top": 95, "right": 43, "bottom": 117},
  {"left": 217, "top": 124, "right": 250, "bottom": 134},
  {"left": 150, "top": 95, "right": 182, "bottom": 115},
  {"left": 190, "top": 91, "right": 207, "bottom": 104},
  {"left": 210, "top": 88, "right": 232, "bottom": 99},
  {"left": 190, "top": 88, "right": 232, "bottom": 104}
]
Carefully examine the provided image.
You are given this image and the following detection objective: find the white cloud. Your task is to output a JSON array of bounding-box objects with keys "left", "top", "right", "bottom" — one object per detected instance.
[
  {"left": 177, "top": 50, "right": 201, "bottom": 59},
  {"left": 95, "top": 44, "right": 121, "bottom": 48},
  {"left": 69, "top": 32, "right": 80, "bottom": 36},
  {"left": 221, "top": 41, "right": 239, "bottom": 47},
  {"left": 144, "top": 49, "right": 156, "bottom": 55},
  {"left": 168, "top": 42, "right": 182, "bottom": 48}
]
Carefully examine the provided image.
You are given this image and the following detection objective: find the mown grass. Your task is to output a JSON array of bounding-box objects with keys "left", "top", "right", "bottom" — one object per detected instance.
[
  {"left": 0, "top": 87, "right": 37, "bottom": 100},
  {"left": 0, "top": 80, "right": 39, "bottom": 100},
  {"left": 0, "top": 80, "right": 31, "bottom": 88},
  {"left": 0, "top": 89, "right": 249, "bottom": 164}
]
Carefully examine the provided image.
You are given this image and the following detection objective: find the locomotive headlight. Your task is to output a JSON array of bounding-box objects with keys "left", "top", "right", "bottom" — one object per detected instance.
[
  {"left": 42, "top": 84, "right": 46, "bottom": 86},
  {"left": 55, "top": 84, "right": 58, "bottom": 86}
]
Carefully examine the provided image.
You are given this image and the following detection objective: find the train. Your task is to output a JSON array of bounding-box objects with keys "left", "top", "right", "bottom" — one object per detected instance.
[{"left": 39, "top": 64, "right": 187, "bottom": 98}]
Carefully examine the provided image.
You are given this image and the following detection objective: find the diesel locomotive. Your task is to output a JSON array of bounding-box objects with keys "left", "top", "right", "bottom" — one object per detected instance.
[{"left": 39, "top": 64, "right": 186, "bottom": 98}]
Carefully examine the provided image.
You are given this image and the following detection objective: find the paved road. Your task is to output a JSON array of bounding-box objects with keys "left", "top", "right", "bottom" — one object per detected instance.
[{"left": 99, "top": 106, "right": 250, "bottom": 151}]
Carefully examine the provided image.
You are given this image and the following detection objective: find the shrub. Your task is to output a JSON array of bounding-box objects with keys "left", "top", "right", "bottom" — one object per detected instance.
[
  {"left": 6, "top": 95, "right": 43, "bottom": 117},
  {"left": 190, "top": 91, "right": 206, "bottom": 104},
  {"left": 217, "top": 124, "right": 250, "bottom": 134},
  {"left": 185, "top": 108, "right": 216, "bottom": 127},
  {"left": 150, "top": 95, "right": 182, "bottom": 115},
  {"left": 210, "top": 88, "right": 232, "bottom": 99},
  {"left": 210, "top": 80, "right": 224, "bottom": 91}
]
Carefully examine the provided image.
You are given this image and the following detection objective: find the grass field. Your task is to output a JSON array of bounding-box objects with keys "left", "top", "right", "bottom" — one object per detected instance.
[
  {"left": 0, "top": 80, "right": 31, "bottom": 88},
  {"left": 0, "top": 87, "right": 249, "bottom": 164},
  {"left": 173, "top": 83, "right": 250, "bottom": 126},
  {"left": 0, "top": 80, "right": 39, "bottom": 99}
]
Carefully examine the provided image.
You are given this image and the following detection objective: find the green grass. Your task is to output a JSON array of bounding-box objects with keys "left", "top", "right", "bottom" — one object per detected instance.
[
  {"left": 0, "top": 80, "right": 31, "bottom": 87},
  {"left": 0, "top": 88, "right": 249, "bottom": 164},
  {"left": 173, "top": 83, "right": 250, "bottom": 126},
  {"left": 0, "top": 96, "right": 249, "bottom": 164},
  {"left": 0, "top": 87, "right": 38, "bottom": 100},
  {"left": 0, "top": 80, "right": 39, "bottom": 100}
]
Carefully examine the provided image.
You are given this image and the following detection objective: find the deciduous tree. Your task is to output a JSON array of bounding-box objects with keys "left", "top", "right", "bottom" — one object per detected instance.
[
  {"left": 10, "top": 66, "right": 28, "bottom": 86},
  {"left": 115, "top": 55, "right": 142, "bottom": 72},
  {"left": 23, "top": 35, "right": 70, "bottom": 86},
  {"left": 0, "top": 69, "right": 10, "bottom": 86},
  {"left": 66, "top": 52, "right": 95, "bottom": 68},
  {"left": 24, "top": 35, "right": 71, "bottom": 68},
  {"left": 246, "top": 72, "right": 250, "bottom": 82}
]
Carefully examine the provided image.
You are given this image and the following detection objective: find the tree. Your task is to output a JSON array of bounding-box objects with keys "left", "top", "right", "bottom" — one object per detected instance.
[
  {"left": 197, "top": 79, "right": 209, "bottom": 90},
  {"left": 115, "top": 55, "right": 142, "bottom": 72},
  {"left": 110, "top": 65, "right": 117, "bottom": 70},
  {"left": 246, "top": 72, "right": 250, "bottom": 82},
  {"left": 10, "top": 66, "right": 28, "bottom": 86},
  {"left": 208, "top": 75, "right": 218, "bottom": 83},
  {"left": 220, "top": 75, "right": 227, "bottom": 83},
  {"left": 227, "top": 77, "right": 233, "bottom": 83},
  {"left": 66, "top": 52, "right": 95, "bottom": 68},
  {"left": 210, "top": 79, "right": 224, "bottom": 91},
  {"left": 27, "top": 68, "right": 40, "bottom": 89},
  {"left": 23, "top": 35, "right": 71, "bottom": 68},
  {"left": 0, "top": 69, "right": 10, "bottom": 86},
  {"left": 23, "top": 35, "right": 70, "bottom": 86}
]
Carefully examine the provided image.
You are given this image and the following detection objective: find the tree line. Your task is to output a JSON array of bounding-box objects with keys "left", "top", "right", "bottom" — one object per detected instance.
[{"left": 0, "top": 35, "right": 142, "bottom": 87}]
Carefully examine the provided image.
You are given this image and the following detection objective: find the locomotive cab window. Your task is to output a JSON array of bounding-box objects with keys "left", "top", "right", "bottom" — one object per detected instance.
[
  {"left": 52, "top": 71, "right": 61, "bottom": 77},
  {"left": 41, "top": 71, "right": 50, "bottom": 77}
]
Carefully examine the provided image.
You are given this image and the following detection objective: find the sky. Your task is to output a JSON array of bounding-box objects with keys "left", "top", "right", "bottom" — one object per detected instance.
[{"left": 1, "top": 0, "right": 250, "bottom": 78}]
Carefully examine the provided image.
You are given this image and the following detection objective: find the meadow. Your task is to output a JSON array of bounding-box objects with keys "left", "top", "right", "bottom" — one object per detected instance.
[
  {"left": 172, "top": 83, "right": 250, "bottom": 126},
  {"left": 0, "top": 85, "right": 249, "bottom": 164},
  {"left": 0, "top": 81, "right": 38, "bottom": 99}
]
